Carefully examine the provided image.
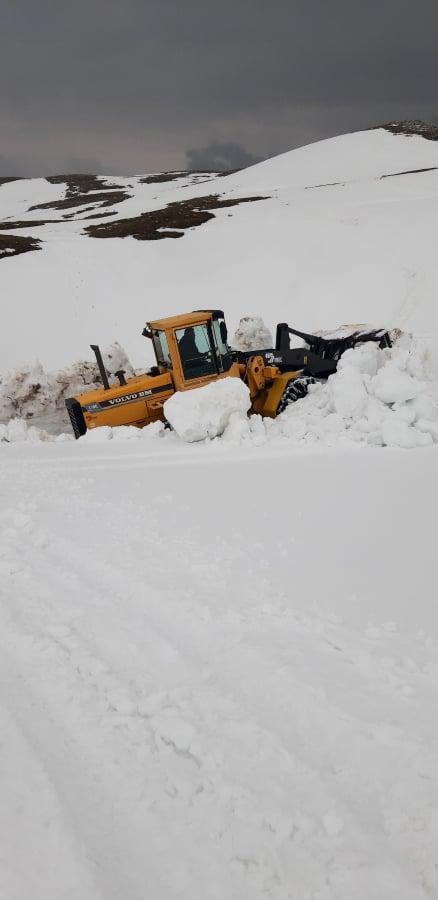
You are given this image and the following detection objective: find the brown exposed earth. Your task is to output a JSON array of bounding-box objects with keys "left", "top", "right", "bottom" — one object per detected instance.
[
  {"left": 140, "top": 172, "right": 192, "bottom": 184},
  {"left": 305, "top": 182, "right": 344, "bottom": 190},
  {"left": 379, "top": 121, "right": 438, "bottom": 142},
  {"left": 82, "top": 210, "right": 118, "bottom": 219},
  {"left": 0, "top": 233, "right": 41, "bottom": 259},
  {"left": 45, "top": 174, "right": 122, "bottom": 194},
  {"left": 30, "top": 189, "right": 129, "bottom": 213},
  {"left": 13, "top": 174, "right": 133, "bottom": 215},
  {"left": 0, "top": 218, "right": 60, "bottom": 230},
  {"left": 86, "top": 194, "right": 267, "bottom": 241},
  {"left": 0, "top": 175, "right": 123, "bottom": 231},
  {"left": 140, "top": 170, "right": 236, "bottom": 185}
]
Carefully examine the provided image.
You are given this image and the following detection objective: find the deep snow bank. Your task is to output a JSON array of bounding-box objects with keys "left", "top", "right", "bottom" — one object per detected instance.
[
  {"left": 268, "top": 334, "right": 438, "bottom": 449},
  {"left": 0, "top": 343, "right": 133, "bottom": 425},
  {"left": 216, "top": 334, "right": 438, "bottom": 450}
]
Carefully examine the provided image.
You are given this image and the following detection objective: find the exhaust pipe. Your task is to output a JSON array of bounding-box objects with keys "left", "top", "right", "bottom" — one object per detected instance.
[{"left": 90, "top": 344, "right": 110, "bottom": 390}]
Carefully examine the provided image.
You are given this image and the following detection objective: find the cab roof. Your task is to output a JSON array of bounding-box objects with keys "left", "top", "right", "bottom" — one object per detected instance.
[{"left": 147, "top": 310, "right": 224, "bottom": 331}]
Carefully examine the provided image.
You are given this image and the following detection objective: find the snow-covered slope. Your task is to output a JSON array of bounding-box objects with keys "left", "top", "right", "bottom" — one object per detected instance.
[{"left": 1, "top": 126, "right": 438, "bottom": 375}]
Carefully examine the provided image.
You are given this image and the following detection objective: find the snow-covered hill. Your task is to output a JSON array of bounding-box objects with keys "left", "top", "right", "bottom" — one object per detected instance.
[{"left": 1, "top": 125, "right": 438, "bottom": 374}]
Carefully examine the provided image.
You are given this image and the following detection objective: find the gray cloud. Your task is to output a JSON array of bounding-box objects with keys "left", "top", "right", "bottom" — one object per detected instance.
[
  {"left": 0, "top": 154, "right": 23, "bottom": 178},
  {"left": 0, "top": 0, "right": 437, "bottom": 176},
  {"left": 186, "top": 141, "right": 262, "bottom": 172},
  {"left": 0, "top": 151, "right": 106, "bottom": 179}
]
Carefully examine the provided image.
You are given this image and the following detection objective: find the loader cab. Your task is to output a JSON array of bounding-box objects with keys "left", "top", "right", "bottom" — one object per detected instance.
[{"left": 147, "top": 310, "right": 234, "bottom": 390}]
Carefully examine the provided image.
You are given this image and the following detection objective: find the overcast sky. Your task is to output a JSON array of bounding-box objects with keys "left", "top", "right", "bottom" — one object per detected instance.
[{"left": 1, "top": 0, "right": 437, "bottom": 175}]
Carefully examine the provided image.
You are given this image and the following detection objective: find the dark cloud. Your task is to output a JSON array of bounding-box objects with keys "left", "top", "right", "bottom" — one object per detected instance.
[
  {"left": 0, "top": 0, "right": 437, "bottom": 175},
  {"left": 186, "top": 142, "right": 262, "bottom": 172},
  {"left": 0, "top": 151, "right": 106, "bottom": 179}
]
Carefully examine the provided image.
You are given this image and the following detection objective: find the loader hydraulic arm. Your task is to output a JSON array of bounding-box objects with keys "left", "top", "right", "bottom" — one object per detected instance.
[{"left": 243, "top": 356, "right": 284, "bottom": 400}]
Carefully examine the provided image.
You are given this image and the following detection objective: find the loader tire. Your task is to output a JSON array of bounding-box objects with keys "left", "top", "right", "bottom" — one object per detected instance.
[{"left": 276, "top": 376, "right": 315, "bottom": 414}]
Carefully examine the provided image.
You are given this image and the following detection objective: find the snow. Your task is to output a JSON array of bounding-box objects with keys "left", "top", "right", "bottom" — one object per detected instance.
[
  {"left": 0, "top": 343, "right": 133, "bottom": 429},
  {"left": 100, "top": 342, "right": 134, "bottom": 377},
  {"left": 232, "top": 316, "right": 273, "bottom": 351},
  {"left": 0, "top": 417, "right": 72, "bottom": 443},
  {"left": 155, "top": 335, "right": 438, "bottom": 450},
  {"left": 80, "top": 419, "right": 164, "bottom": 443},
  {"left": 1, "top": 436, "right": 438, "bottom": 900},
  {"left": 164, "top": 377, "right": 251, "bottom": 442},
  {"left": 233, "top": 334, "right": 438, "bottom": 450}
]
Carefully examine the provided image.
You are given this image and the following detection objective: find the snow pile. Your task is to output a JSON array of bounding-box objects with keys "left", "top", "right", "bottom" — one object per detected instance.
[
  {"left": 232, "top": 316, "right": 273, "bottom": 351},
  {"left": 0, "top": 418, "right": 72, "bottom": 443},
  {"left": 252, "top": 335, "right": 438, "bottom": 449},
  {"left": 80, "top": 420, "right": 165, "bottom": 443},
  {"left": 0, "top": 343, "right": 133, "bottom": 424},
  {"left": 161, "top": 334, "right": 438, "bottom": 450},
  {"left": 164, "top": 377, "right": 251, "bottom": 442},
  {"left": 100, "top": 343, "right": 134, "bottom": 377}
]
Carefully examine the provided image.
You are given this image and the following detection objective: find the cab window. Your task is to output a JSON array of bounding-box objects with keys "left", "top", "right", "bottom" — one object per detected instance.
[
  {"left": 152, "top": 330, "right": 171, "bottom": 368},
  {"left": 175, "top": 324, "right": 217, "bottom": 379},
  {"left": 211, "top": 317, "right": 233, "bottom": 372}
]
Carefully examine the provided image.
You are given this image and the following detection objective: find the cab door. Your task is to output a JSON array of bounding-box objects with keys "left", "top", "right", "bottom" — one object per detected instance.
[{"left": 172, "top": 322, "right": 219, "bottom": 390}]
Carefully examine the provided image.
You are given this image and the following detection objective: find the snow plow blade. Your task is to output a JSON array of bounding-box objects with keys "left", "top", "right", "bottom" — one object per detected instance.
[{"left": 276, "top": 324, "right": 392, "bottom": 359}]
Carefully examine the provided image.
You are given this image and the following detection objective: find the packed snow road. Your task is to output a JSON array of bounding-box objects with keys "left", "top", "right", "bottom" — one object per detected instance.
[{"left": 1, "top": 439, "right": 438, "bottom": 900}]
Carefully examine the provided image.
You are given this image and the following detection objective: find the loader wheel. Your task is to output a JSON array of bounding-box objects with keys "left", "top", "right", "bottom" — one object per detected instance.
[{"left": 276, "top": 376, "right": 315, "bottom": 414}]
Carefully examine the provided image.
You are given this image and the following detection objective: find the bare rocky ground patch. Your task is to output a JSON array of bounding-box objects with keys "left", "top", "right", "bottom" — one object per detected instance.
[
  {"left": 380, "top": 120, "right": 438, "bottom": 141},
  {"left": 0, "top": 233, "right": 40, "bottom": 259},
  {"left": 86, "top": 193, "right": 268, "bottom": 241}
]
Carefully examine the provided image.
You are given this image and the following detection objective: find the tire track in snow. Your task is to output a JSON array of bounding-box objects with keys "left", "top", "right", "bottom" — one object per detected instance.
[{"left": 0, "top": 699, "right": 102, "bottom": 900}]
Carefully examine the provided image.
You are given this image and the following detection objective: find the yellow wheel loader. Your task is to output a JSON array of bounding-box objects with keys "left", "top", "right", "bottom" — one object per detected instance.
[{"left": 65, "top": 309, "right": 391, "bottom": 438}]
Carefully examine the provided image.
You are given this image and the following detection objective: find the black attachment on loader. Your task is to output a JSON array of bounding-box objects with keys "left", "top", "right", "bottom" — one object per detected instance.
[
  {"left": 233, "top": 323, "right": 392, "bottom": 380},
  {"left": 233, "top": 343, "right": 338, "bottom": 378},
  {"left": 275, "top": 323, "right": 392, "bottom": 359}
]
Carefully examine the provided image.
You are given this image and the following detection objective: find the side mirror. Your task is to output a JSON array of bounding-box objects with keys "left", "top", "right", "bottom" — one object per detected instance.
[{"left": 220, "top": 321, "right": 228, "bottom": 344}]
